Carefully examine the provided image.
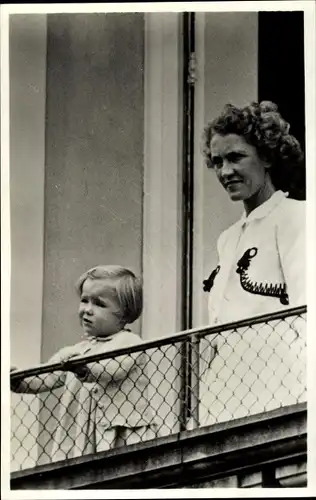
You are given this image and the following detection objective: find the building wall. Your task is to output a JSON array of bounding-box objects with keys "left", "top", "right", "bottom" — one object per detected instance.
[
  {"left": 42, "top": 13, "right": 145, "bottom": 360},
  {"left": 9, "top": 14, "right": 47, "bottom": 471},
  {"left": 192, "top": 12, "right": 258, "bottom": 326},
  {"left": 10, "top": 14, "right": 47, "bottom": 369}
]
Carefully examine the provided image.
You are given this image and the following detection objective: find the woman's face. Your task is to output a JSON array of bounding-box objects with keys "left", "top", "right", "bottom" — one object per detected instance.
[{"left": 210, "top": 133, "right": 273, "bottom": 209}]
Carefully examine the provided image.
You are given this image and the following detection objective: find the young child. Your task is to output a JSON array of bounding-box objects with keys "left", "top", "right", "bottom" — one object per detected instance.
[{"left": 11, "top": 265, "right": 157, "bottom": 462}]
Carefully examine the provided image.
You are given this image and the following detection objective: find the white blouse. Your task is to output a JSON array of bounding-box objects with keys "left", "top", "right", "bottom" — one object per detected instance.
[
  {"left": 200, "top": 191, "right": 306, "bottom": 426},
  {"left": 207, "top": 190, "right": 306, "bottom": 325}
]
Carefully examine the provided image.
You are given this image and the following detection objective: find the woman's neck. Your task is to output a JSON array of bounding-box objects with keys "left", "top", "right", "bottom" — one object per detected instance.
[{"left": 244, "top": 176, "right": 276, "bottom": 215}]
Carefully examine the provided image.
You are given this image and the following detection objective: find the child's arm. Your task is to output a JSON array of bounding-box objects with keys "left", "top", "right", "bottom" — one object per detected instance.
[
  {"left": 10, "top": 346, "right": 78, "bottom": 394},
  {"left": 86, "top": 352, "right": 143, "bottom": 383},
  {"left": 11, "top": 369, "right": 67, "bottom": 394},
  {"left": 73, "top": 333, "right": 144, "bottom": 384}
]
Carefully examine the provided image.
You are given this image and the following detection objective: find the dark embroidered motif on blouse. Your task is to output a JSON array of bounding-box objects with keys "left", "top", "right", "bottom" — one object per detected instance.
[
  {"left": 203, "top": 265, "right": 220, "bottom": 292},
  {"left": 236, "top": 247, "right": 289, "bottom": 305}
]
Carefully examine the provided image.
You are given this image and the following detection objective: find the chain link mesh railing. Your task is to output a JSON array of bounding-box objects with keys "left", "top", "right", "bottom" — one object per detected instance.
[{"left": 10, "top": 306, "right": 306, "bottom": 472}]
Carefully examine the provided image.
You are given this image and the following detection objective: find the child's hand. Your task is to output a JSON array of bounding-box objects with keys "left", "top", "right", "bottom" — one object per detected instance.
[
  {"left": 59, "top": 353, "right": 80, "bottom": 366},
  {"left": 63, "top": 353, "right": 79, "bottom": 361},
  {"left": 63, "top": 362, "right": 90, "bottom": 381},
  {"left": 60, "top": 355, "right": 90, "bottom": 381}
]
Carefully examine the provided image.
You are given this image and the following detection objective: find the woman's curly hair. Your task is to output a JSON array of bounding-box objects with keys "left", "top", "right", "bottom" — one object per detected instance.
[{"left": 203, "top": 101, "right": 305, "bottom": 199}]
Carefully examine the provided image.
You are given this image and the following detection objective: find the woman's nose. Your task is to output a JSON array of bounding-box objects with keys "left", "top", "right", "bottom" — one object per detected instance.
[{"left": 221, "top": 160, "right": 234, "bottom": 178}]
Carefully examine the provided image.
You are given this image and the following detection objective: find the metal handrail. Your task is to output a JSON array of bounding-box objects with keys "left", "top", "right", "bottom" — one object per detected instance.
[{"left": 10, "top": 305, "right": 306, "bottom": 381}]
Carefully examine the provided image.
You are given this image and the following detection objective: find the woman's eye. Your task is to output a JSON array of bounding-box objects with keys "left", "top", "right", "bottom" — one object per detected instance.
[
  {"left": 211, "top": 156, "right": 223, "bottom": 168},
  {"left": 81, "top": 298, "right": 88, "bottom": 304},
  {"left": 227, "top": 153, "right": 244, "bottom": 163},
  {"left": 96, "top": 300, "right": 106, "bottom": 308}
]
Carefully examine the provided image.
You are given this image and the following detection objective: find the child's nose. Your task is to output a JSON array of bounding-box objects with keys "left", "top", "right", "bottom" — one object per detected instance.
[{"left": 84, "top": 303, "right": 93, "bottom": 315}]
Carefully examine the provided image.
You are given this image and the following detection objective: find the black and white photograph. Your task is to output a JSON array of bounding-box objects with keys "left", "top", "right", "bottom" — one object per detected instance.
[{"left": 1, "top": 0, "right": 315, "bottom": 494}]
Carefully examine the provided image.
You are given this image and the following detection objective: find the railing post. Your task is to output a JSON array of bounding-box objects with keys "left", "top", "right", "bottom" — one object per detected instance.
[
  {"left": 179, "top": 340, "right": 189, "bottom": 432},
  {"left": 190, "top": 334, "right": 200, "bottom": 429}
]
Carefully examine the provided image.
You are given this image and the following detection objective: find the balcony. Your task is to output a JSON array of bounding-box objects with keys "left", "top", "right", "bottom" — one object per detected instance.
[{"left": 10, "top": 306, "right": 307, "bottom": 489}]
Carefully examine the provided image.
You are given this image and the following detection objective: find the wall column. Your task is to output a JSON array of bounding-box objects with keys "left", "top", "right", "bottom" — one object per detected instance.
[
  {"left": 143, "top": 13, "right": 183, "bottom": 340},
  {"left": 9, "top": 14, "right": 47, "bottom": 471}
]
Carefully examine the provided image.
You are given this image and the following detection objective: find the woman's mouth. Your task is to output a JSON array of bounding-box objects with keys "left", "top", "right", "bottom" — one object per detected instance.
[{"left": 225, "top": 180, "right": 242, "bottom": 189}]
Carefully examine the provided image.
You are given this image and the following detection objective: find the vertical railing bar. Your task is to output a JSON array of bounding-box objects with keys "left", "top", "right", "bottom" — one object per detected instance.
[
  {"left": 179, "top": 11, "right": 196, "bottom": 431},
  {"left": 179, "top": 340, "right": 189, "bottom": 432},
  {"left": 190, "top": 334, "right": 200, "bottom": 429}
]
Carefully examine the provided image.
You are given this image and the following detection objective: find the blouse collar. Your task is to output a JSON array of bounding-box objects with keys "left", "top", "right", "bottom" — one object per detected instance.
[
  {"left": 240, "top": 190, "right": 288, "bottom": 225},
  {"left": 82, "top": 334, "right": 113, "bottom": 343},
  {"left": 82, "top": 328, "right": 130, "bottom": 343}
]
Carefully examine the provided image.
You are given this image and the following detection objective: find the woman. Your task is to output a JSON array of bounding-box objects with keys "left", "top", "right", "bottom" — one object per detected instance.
[{"left": 199, "top": 101, "right": 306, "bottom": 426}]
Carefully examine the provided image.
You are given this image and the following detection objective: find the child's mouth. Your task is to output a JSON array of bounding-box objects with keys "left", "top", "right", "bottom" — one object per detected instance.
[{"left": 83, "top": 318, "right": 92, "bottom": 325}]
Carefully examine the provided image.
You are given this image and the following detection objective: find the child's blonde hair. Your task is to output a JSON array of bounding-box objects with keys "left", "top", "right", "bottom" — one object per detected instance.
[{"left": 75, "top": 265, "right": 142, "bottom": 325}]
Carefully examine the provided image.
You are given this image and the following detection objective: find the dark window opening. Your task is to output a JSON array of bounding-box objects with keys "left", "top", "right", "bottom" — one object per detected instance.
[{"left": 258, "top": 11, "right": 305, "bottom": 200}]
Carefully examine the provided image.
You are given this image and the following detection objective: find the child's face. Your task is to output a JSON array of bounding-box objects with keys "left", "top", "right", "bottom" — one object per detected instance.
[{"left": 79, "top": 278, "right": 124, "bottom": 337}]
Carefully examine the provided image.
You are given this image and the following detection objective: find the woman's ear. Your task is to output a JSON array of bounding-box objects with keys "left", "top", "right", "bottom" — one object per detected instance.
[{"left": 262, "top": 157, "right": 272, "bottom": 170}]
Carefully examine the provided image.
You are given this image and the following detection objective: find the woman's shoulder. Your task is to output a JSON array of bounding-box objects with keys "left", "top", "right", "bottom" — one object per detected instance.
[
  {"left": 281, "top": 196, "right": 305, "bottom": 209},
  {"left": 272, "top": 197, "right": 306, "bottom": 252},
  {"left": 275, "top": 196, "right": 306, "bottom": 226}
]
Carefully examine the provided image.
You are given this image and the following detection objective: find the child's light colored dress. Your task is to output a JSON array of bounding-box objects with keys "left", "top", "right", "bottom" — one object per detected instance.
[{"left": 47, "top": 330, "right": 156, "bottom": 462}]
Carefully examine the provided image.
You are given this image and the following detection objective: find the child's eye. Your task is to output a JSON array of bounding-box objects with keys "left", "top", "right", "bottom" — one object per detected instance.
[
  {"left": 81, "top": 297, "right": 88, "bottom": 304},
  {"left": 95, "top": 300, "right": 106, "bottom": 308}
]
